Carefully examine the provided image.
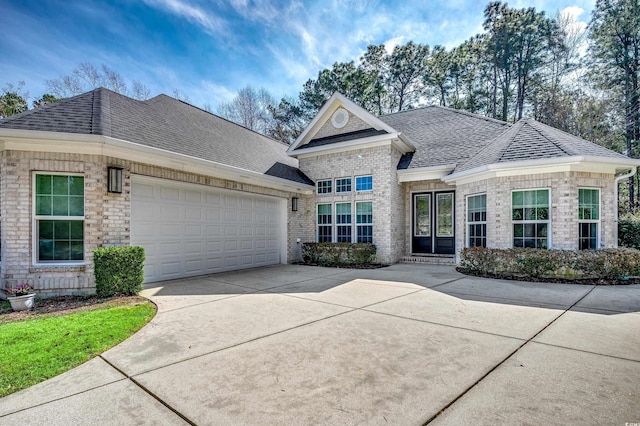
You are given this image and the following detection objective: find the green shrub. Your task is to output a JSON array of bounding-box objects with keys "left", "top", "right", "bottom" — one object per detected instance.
[
  {"left": 619, "top": 215, "right": 640, "bottom": 250},
  {"left": 460, "top": 247, "right": 640, "bottom": 281},
  {"left": 93, "top": 246, "right": 145, "bottom": 297},
  {"left": 302, "top": 242, "right": 377, "bottom": 266}
]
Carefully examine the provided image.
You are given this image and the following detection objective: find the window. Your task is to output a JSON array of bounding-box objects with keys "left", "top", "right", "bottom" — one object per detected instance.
[
  {"left": 414, "top": 194, "right": 431, "bottom": 236},
  {"left": 317, "top": 204, "right": 332, "bottom": 242},
  {"left": 336, "top": 203, "right": 352, "bottom": 242},
  {"left": 317, "top": 179, "right": 332, "bottom": 194},
  {"left": 35, "top": 174, "right": 84, "bottom": 262},
  {"left": 335, "top": 178, "right": 352, "bottom": 193},
  {"left": 436, "top": 193, "right": 454, "bottom": 237},
  {"left": 512, "top": 189, "right": 549, "bottom": 249},
  {"left": 578, "top": 189, "right": 599, "bottom": 250},
  {"left": 355, "top": 175, "right": 373, "bottom": 192},
  {"left": 467, "top": 194, "right": 487, "bottom": 247},
  {"left": 356, "top": 202, "right": 373, "bottom": 243}
]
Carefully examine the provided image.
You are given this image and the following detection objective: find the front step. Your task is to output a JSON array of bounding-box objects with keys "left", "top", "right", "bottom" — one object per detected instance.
[{"left": 398, "top": 254, "right": 456, "bottom": 265}]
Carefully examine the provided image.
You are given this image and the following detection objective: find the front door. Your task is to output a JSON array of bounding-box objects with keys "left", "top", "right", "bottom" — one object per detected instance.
[{"left": 412, "top": 192, "right": 455, "bottom": 254}]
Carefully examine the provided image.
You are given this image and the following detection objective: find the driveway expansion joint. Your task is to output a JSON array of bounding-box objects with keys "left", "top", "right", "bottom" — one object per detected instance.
[
  {"left": 421, "top": 285, "right": 599, "bottom": 425},
  {"left": 99, "top": 355, "right": 196, "bottom": 425}
]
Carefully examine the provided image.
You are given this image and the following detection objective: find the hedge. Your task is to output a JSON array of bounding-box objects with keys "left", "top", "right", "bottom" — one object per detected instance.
[
  {"left": 302, "top": 242, "right": 377, "bottom": 266},
  {"left": 93, "top": 246, "right": 145, "bottom": 297},
  {"left": 619, "top": 215, "right": 640, "bottom": 250},
  {"left": 460, "top": 247, "right": 640, "bottom": 280}
]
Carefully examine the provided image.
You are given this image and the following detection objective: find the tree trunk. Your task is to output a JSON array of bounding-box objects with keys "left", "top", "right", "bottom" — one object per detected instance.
[{"left": 625, "top": 65, "right": 635, "bottom": 210}]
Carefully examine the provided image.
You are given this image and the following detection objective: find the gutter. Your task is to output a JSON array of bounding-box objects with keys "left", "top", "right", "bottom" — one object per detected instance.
[{"left": 614, "top": 167, "right": 637, "bottom": 247}]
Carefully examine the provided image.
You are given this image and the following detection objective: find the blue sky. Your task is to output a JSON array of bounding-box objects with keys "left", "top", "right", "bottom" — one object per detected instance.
[{"left": 1, "top": 0, "right": 595, "bottom": 109}]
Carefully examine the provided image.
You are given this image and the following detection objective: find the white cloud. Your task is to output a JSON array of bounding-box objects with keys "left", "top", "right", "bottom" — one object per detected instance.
[{"left": 142, "top": 0, "right": 227, "bottom": 35}]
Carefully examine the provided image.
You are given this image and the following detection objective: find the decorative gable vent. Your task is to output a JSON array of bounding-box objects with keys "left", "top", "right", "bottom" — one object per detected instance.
[{"left": 331, "top": 108, "right": 349, "bottom": 129}]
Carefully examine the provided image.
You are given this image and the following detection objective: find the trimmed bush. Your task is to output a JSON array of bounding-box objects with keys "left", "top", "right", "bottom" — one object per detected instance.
[
  {"left": 93, "top": 246, "right": 145, "bottom": 297},
  {"left": 302, "top": 242, "right": 377, "bottom": 266},
  {"left": 619, "top": 215, "right": 640, "bottom": 250},
  {"left": 460, "top": 247, "right": 640, "bottom": 281}
]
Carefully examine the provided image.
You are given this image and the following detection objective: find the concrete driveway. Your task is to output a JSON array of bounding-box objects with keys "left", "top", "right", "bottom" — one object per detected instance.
[{"left": 1, "top": 264, "right": 639, "bottom": 425}]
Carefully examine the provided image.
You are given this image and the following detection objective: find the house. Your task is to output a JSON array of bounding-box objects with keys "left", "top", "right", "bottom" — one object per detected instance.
[
  {"left": 288, "top": 92, "right": 640, "bottom": 264},
  {"left": 0, "top": 89, "right": 638, "bottom": 296},
  {"left": 0, "top": 88, "right": 315, "bottom": 296}
]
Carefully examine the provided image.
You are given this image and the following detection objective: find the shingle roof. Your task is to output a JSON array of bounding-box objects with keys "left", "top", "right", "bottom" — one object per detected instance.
[
  {"left": 379, "top": 106, "right": 511, "bottom": 170},
  {"left": 0, "top": 88, "right": 313, "bottom": 186},
  {"left": 456, "top": 118, "right": 630, "bottom": 173},
  {"left": 303, "top": 128, "right": 388, "bottom": 149}
]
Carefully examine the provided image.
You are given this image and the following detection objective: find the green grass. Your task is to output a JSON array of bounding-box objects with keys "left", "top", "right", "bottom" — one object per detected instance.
[{"left": 0, "top": 302, "right": 156, "bottom": 397}]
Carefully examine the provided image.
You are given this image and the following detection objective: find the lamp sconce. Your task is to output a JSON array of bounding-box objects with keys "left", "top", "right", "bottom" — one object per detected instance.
[
  {"left": 107, "top": 167, "right": 123, "bottom": 193},
  {"left": 291, "top": 197, "right": 299, "bottom": 212}
]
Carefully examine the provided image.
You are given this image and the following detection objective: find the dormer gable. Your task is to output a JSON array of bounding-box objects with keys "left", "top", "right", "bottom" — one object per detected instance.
[{"left": 287, "top": 92, "right": 414, "bottom": 157}]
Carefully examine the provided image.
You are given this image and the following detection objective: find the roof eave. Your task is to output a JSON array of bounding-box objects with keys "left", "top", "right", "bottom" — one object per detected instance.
[
  {"left": 443, "top": 156, "right": 640, "bottom": 184},
  {"left": 289, "top": 132, "right": 412, "bottom": 158},
  {"left": 0, "top": 129, "right": 315, "bottom": 194},
  {"left": 397, "top": 164, "right": 457, "bottom": 182}
]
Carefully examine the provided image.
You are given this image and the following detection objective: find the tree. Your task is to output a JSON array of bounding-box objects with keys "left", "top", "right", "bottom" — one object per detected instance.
[
  {"left": 589, "top": 0, "right": 640, "bottom": 210},
  {"left": 46, "top": 62, "right": 152, "bottom": 100},
  {"left": 268, "top": 97, "right": 307, "bottom": 144},
  {"left": 0, "top": 82, "right": 29, "bottom": 118},
  {"left": 217, "top": 85, "right": 277, "bottom": 135},
  {"left": 424, "top": 45, "right": 452, "bottom": 106},
  {"left": 483, "top": 2, "right": 558, "bottom": 121},
  {"left": 33, "top": 94, "right": 59, "bottom": 108},
  {"left": 386, "top": 42, "right": 430, "bottom": 111}
]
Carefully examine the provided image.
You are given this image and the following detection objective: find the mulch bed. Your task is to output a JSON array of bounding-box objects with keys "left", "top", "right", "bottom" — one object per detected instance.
[
  {"left": 293, "top": 261, "right": 389, "bottom": 269},
  {"left": 456, "top": 267, "right": 640, "bottom": 285},
  {"left": 0, "top": 295, "right": 150, "bottom": 325}
]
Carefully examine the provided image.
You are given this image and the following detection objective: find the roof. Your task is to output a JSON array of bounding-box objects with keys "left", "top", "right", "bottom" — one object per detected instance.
[
  {"left": 0, "top": 88, "right": 313, "bottom": 186},
  {"left": 456, "top": 118, "right": 631, "bottom": 173},
  {"left": 304, "top": 128, "right": 389, "bottom": 149},
  {"left": 379, "top": 106, "right": 511, "bottom": 171}
]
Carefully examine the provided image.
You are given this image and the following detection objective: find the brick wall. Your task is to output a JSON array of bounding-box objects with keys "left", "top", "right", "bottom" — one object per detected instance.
[
  {"left": 298, "top": 143, "right": 405, "bottom": 263},
  {"left": 1, "top": 151, "right": 305, "bottom": 296},
  {"left": 455, "top": 171, "right": 618, "bottom": 260}
]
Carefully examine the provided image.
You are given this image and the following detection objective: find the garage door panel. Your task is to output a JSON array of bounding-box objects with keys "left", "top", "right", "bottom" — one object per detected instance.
[{"left": 132, "top": 176, "right": 283, "bottom": 283}]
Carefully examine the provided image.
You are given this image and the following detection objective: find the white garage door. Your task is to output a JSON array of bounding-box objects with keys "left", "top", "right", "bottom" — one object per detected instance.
[{"left": 131, "top": 176, "right": 284, "bottom": 283}]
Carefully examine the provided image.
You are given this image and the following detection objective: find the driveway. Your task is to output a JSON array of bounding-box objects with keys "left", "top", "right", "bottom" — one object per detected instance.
[{"left": 1, "top": 264, "right": 639, "bottom": 425}]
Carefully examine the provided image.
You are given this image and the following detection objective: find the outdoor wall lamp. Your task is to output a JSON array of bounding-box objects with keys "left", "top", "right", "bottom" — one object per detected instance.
[
  {"left": 108, "top": 167, "right": 123, "bottom": 193},
  {"left": 292, "top": 197, "right": 299, "bottom": 212}
]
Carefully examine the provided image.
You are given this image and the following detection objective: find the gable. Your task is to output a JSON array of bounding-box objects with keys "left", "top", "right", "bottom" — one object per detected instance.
[{"left": 288, "top": 92, "right": 413, "bottom": 156}]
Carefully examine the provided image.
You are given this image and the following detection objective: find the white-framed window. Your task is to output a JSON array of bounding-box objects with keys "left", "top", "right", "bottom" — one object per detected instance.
[
  {"left": 335, "top": 177, "right": 352, "bottom": 193},
  {"left": 356, "top": 201, "right": 373, "bottom": 243},
  {"left": 578, "top": 188, "right": 599, "bottom": 250},
  {"left": 317, "top": 179, "right": 332, "bottom": 194},
  {"left": 34, "top": 173, "right": 85, "bottom": 263},
  {"left": 355, "top": 175, "right": 373, "bottom": 192},
  {"left": 512, "top": 189, "right": 550, "bottom": 249},
  {"left": 467, "top": 193, "right": 487, "bottom": 247},
  {"left": 336, "top": 202, "right": 352, "bottom": 242},
  {"left": 317, "top": 204, "right": 332, "bottom": 242}
]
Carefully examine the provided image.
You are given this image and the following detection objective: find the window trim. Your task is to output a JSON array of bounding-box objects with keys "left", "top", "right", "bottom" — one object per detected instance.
[
  {"left": 511, "top": 188, "right": 551, "bottom": 249},
  {"left": 32, "top": 172, "right": 85, "bottom": 266},
  {"left": 316, "top": 203, "right": 333, "bottom": 242},
  {"left": 316, "top": 179, "right": 332, "bottom": 194},
  {"left": 335, "top": 177, "right": 352, "bottom": 193},
  {"left": 355, "top": 201, "right": 373, "bottom": 243},
  {"left": 435, "top": 192, "right": 454, "bottom": 237},
  {"left": 578, "top": 187, "right": 600, "bottom": 250},
  {"left": 355, "top": 175, "right": 373, "bottom": 192},
  {"left": 335, "top": 202, "right": 352, "bottom": 242},
  {"left": 466, "top": 193, "right": 487, "bottom": 248}
]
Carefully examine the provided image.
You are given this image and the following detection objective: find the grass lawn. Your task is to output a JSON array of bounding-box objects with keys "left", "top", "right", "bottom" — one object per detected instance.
[{"left": 0, "top": 301, "right": 155, "bottom": 397}]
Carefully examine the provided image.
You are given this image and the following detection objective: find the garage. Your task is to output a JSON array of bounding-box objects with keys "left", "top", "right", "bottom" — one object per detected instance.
[{"left": 131, "top": 175, "right": 285, "bottom": 283}]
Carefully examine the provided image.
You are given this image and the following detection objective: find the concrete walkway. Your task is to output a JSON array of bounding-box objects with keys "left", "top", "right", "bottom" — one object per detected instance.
[{"left": 1, "top": 264, "right": 639, "bottom": 425}]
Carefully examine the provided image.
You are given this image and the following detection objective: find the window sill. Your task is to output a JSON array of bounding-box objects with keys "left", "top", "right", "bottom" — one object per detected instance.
[{"left": 30, "top": 264, "right": 86, "bottom": 273}]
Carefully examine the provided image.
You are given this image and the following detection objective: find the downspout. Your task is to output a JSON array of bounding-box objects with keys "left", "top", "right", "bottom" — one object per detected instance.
[{"left": 614, "top": 167, "right": 637, "bottom": 247}]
